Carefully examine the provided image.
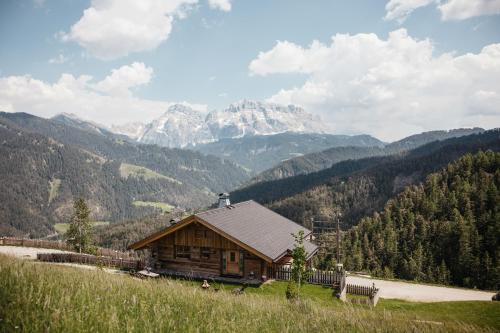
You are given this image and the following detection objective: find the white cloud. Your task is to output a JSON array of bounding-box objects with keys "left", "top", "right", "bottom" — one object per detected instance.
[
  {"left": 249, "top": 40, "right": 329, "bottom": 76},
  {"left": 439, "top": 0, "right": 500, "bottom": 20},
  {"left": 61, "top": 0, "right": 198, "bottom": 60},
  {"left": 0, "top": 63, "right": 206, "bottom": 126},
  {"left": 384, "top": 0, "right": 435, "bottom": 23},
  {"left": 48, "top": 54, "right": 69, "bottom": 64},
  {"left": 208, "top": 0, "right": 231, "bottom": 12},
  {"left": 384, "top": 0, "right": 500, "bottom": 22},
  {"left": 248, "top": 29, "right": 500, "bottom": 141},
  {"left": 94, "top": 62, "right": 153, "bottom": 96}
]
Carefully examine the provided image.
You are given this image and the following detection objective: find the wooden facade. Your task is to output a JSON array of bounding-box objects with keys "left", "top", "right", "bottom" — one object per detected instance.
[
  {"left": 148, "top": 221, "right": 268, "bottom": 279},
  {"left": 129, "top": 201, "right": 319, "bottom": 282}
]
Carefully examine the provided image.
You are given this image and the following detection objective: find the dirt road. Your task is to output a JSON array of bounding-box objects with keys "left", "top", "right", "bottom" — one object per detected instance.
[
  {"left": 0, "top": 245, "right": 123, "bottom": 274},
  {"left": 0, "top": 245, "right": 71, "bottom": 259},
  {"left": 347, "top": 274, "right": 495, "bottom": 302}
]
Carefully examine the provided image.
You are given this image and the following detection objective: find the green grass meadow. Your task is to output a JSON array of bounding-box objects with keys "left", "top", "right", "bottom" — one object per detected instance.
[
  {"left": 132, "top": 200, "right": 174, "bottom": 213},
  {"left": 0, "top": 255, "right": 498, "bottom": 333},
  {"left": 119, "top": 163, "right": 181, "bottom": 184}
]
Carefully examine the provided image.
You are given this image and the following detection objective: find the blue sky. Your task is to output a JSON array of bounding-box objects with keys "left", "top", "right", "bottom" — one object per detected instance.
[{"left": 0, "top": 0, "right": 499, "bottom": 140}]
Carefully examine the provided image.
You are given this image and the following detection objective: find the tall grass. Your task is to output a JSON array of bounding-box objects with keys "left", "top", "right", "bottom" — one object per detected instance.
[{"left": 0, "top": 255, "right": 496, "bottom": 333}]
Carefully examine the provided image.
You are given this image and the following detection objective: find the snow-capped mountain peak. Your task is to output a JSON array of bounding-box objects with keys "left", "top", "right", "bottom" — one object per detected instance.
[
  {"left": 139, "top": 104, "right": 214, "bottom": 148},
  {"left": 207, "top": 100, "right": 329, "bottom": 139},
  {"left": 112, "top": 100, "right": 332, "bottom": 148}
]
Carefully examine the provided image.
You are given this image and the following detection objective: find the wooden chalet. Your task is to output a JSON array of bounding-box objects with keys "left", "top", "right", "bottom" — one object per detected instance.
[{"left": 128, "top": 195, "right": 318, "bottom": 282}]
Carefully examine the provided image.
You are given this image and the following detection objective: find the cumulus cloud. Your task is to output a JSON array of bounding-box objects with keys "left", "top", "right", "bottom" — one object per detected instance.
[
  {"left": 0, "top": 63, "right": 206, "bottom": 126},
  {"left": 384, "top": 0, "right": 435, "bottom": 23},
  {"left": 249, "top": 40, "right": 330, "bottom": 76},
  {"left": 439, "top": 0, "right": 500, "bottom": 20},
  {"left": 61, "top": 0, "right": 198, "bottom": 60},
  {"left": 249, "top": 29, "right": 500, "bottom": 141},
  {"left": 208, "top": 0, "right": 232, "bottom": 12},
  {"left": 94, "top": 62, "right": 153, "bottom": 96},
  {"left": 385, "top": 0, "right": 500, "bottom": 22}
]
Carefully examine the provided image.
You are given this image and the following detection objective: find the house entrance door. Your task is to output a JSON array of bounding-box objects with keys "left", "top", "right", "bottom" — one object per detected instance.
[{"left": 224, "top": 250, "right": 242, "bottom": 275}]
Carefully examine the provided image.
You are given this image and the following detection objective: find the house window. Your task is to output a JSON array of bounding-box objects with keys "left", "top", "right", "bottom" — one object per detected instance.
[
  {"left": 175, "top": 245, "right": 191, "bottom": 259},
  {"left": 230, "top": 251, "right": 236, "bottom": 262},
  {"left": 200, "top": 247, "right": 210, "bottom": 260}
]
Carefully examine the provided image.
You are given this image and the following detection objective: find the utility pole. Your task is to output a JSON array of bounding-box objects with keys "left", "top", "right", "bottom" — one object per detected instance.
[{"left": 336, "top": 213, "right": 342, "bottom": 264}]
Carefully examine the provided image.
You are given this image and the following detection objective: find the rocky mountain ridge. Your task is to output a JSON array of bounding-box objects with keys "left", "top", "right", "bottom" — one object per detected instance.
[{"left": 113, "top": 100, "right": 333, "bottom": 148}]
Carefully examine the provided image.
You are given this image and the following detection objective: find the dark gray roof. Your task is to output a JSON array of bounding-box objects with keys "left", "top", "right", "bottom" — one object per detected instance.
[{"left": 196, "top": 200, "right": 318, "bottom": 261}]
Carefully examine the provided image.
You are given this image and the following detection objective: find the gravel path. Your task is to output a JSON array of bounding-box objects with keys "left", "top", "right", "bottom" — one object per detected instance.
[
  {"left": 0, "top": 245, "right": 72, "bottom": 259},
  {"left": 0, "top": 245, "right": 123, "bottom": 274},
  {"left": 347, "top": 274, "right": 495, "bottom": 302}
]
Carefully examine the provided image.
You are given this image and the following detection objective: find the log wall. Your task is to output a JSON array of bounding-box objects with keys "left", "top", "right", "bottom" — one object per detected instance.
[{"left": 150, "top": 222, "right": 265, "bottom": 278}]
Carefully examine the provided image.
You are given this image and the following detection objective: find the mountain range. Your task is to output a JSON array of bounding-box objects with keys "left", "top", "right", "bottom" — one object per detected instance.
[
  {"left": 112, "top": 100, "right": 332, "bottom": 148},
  {"left": 251, "top": 128, "right": 485, "bottom": 182},
  {"left": 0, "top": 112, "right": 250, "bottom": 237},
  {"left": 54, "top": 102, "right": 385, "bottom": 174},
  {"left": 0, "top": 104, "right": 495, "bottom": 240},
  {"left": 192, "top": 132, "right": 384, "bottom": 173},
  {"left": 232, "top": 129, "right": 500, "bottom": 229}
]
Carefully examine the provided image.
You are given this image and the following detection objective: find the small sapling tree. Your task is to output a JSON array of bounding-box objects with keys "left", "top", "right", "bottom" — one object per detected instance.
[
  {"left": 66, "top": 198, "right": 93, "bottom": 254},
  {"left": 286, "top": 230, "right": 310, "bottom": 300}
]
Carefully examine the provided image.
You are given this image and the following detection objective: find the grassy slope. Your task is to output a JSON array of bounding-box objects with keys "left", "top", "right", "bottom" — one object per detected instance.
[
  {"left": 132, "top": 201, "right": 173, "bottom": 213},
  {"left": 0, "top": 255, "right": 498, "bottom": 333},
  {"left": 48, "top": 178, "right": 61, "bottom": 204},
  {"left": 119, "top": 163, "right": 182, "bottom": 184}
]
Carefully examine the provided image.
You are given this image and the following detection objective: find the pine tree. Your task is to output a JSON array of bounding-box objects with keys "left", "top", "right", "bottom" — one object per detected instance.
[{"left": 66, "top": 198, "right": 93, "bottom": 254}]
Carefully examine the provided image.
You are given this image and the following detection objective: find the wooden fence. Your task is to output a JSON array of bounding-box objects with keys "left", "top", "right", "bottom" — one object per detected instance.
[
  {"left": 0, "top": 237, "right": 135, "bottom": 259},
  {"left": 0, "top": 237, "right": 71, "bottom": 250},
  {"left": 269, "top": 265, "right": 379, "bottom": 306},
  {"left": 37, "top": 253, "right": 145, "bottom": 271},
  {"left": 346, "top": 283, "right": 378, "bottom": 297},
  {"left": 346, "top": 283, "right": 380, "bottom": 306},
  {"left": 268, "top": 265, "right": 345, "bottom": 286}
]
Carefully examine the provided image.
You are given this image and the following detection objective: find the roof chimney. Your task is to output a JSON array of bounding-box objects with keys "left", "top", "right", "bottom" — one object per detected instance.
[{"left": 218, "top": 193, "right": 230, "bottom": 208}]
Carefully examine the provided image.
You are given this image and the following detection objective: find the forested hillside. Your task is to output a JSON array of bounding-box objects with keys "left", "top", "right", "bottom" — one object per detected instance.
[
  {"left": 253, "top": 128, "right": 485, "bottom": 183},
  {"left": 1, "top": 113, "right": 249, "bottom": 192},
  {"left": 252, "top": 146, "right": 386, "bottom": 183},
  {"left": 339, "top": 151, "right": 499, "bottom": 290},
  {"left": 193, "top": 132, "right": 384, "bottom": 173},
  {"left": 51, "top": 113, "right": 131, "bottom": 142},
  {"left": 92, "top": 214, "right": 182, "bottom": 251},
  {"left": 232, "top": 130, "right": 500, "bottom": 229},
  {"left": 0, "top": 113, "right": 249, "bottom": 237}
]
